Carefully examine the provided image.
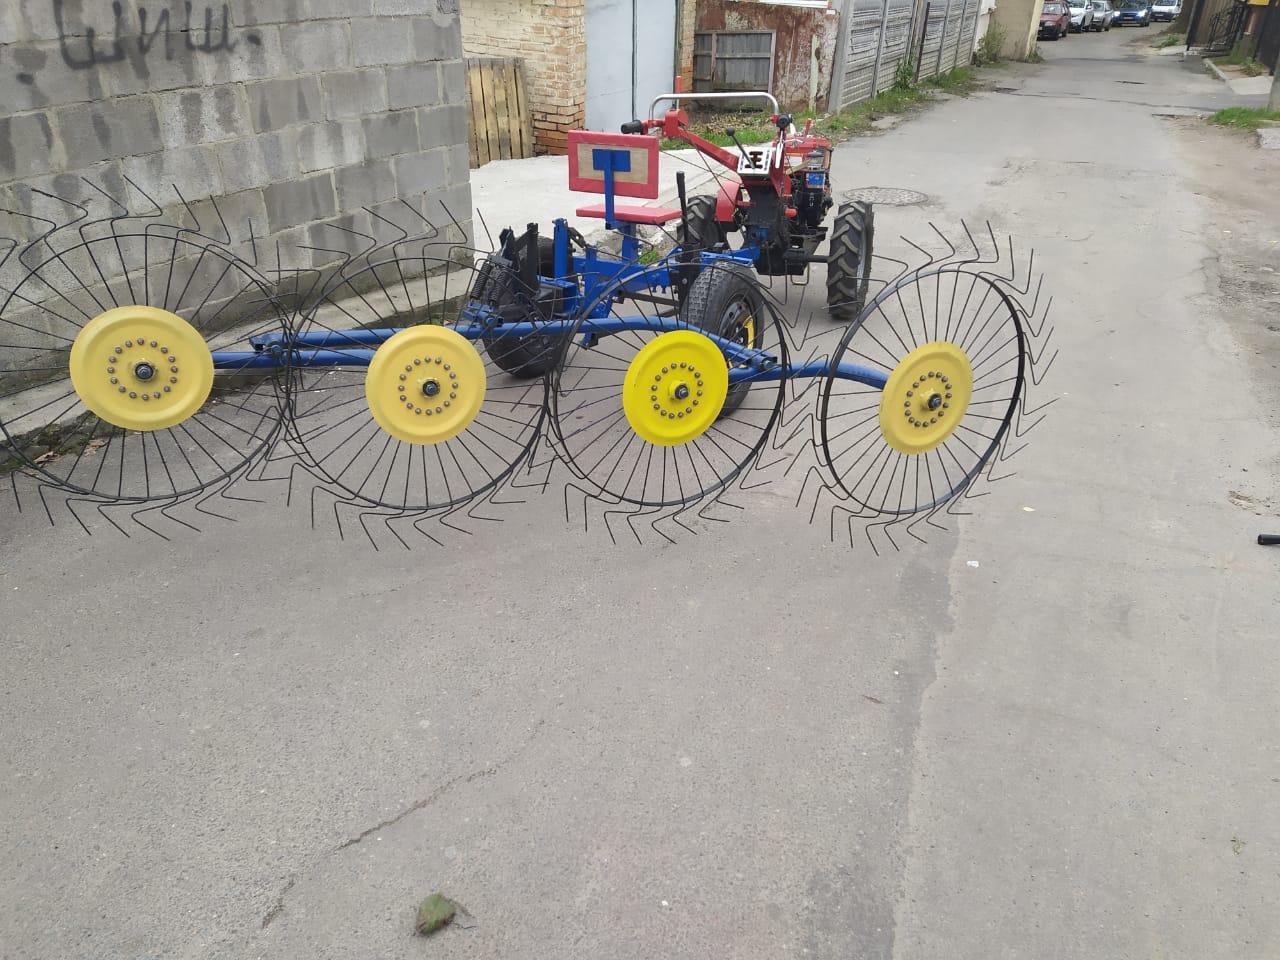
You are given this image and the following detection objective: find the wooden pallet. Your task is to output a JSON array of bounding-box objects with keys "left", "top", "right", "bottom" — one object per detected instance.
[{"left": 465, "top": 57, "right": 535, "bottom": 168}]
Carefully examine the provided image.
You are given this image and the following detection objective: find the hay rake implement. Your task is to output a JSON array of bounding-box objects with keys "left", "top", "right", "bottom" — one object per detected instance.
[{"left": 1, "top": 109, "right": 1055, "bottom": 549}]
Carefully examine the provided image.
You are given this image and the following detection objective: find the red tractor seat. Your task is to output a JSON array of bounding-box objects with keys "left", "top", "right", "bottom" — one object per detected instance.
[{"left": 575, "top": 203, "right": 684, "bottom": 226}]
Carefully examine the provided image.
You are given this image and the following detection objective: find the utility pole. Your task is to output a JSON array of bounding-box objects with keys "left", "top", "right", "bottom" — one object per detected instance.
[{"left": 1271, "top": 65, "right": 1279, "bottom": 111}]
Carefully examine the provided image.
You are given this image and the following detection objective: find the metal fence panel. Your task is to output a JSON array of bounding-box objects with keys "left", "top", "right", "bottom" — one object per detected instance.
[
  {"left": 872, "top": 0, "right": 917, "bottom": 94},
  {"left": 838, "top": 0, "right": 889, "bottom": 109},
  {"left": 838, "top": 0, "right": 982, "bottom": 102}
]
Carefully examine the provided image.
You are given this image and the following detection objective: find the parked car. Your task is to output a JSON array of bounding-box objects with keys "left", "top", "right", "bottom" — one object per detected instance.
[
  {"left": 1113, "top": 0, "right": 1152, "bottom": 25},
  {"left": 1150, "top": 0, "right": 1181, "bottom": 20},
  {"left": 1090, "top": 0, "right": 1116, "bottom": 29},
  {"left": 1040, "top": 0, "right": 1072, "bottom": 37},
  {"left": 1068, "top": 0, "right": 1096, "bottom": 31}
]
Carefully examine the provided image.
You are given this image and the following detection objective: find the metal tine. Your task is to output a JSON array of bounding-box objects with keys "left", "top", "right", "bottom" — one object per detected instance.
[
  {"left": 0, "top": 179, "right": 295, "bottom": 537},
  {"left": 784, "top": 221, "right": 1053, "bottom": 550}
]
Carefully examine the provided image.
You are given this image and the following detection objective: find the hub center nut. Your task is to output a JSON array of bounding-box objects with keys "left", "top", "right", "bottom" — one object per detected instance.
[
  {"left": 422, "top": 379, "right": 441, "bottom": 398},
  {"left": 926, "top": 392, "right": 943, "bottom": 411},
  {"left": 134, "top": 361, "right": 156, "bottom": 382},
  {"left": 672, "top": 382, "right": 690, "bottom": 401}
]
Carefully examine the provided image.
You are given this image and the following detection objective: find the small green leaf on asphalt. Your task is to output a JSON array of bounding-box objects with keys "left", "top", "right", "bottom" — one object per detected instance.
[{"left": 415, "top": 893, "right": 457, "bottom": 936}]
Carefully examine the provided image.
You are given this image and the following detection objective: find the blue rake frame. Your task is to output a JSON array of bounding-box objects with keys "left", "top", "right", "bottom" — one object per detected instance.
[
  {"left": 218, "top": 313, "right": 888, "bottom": 391},
  {"left": 212, "top": 142, "right": 888, "bottom": 393}
]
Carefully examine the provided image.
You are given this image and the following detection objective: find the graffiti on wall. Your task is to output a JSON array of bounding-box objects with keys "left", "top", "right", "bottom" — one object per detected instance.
[{"left": 14, "top": 1, "right": 261, "bottom": 84}]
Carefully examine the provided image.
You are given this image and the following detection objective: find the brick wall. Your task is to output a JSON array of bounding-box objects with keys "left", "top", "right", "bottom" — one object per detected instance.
[
  {"left": 0, "top": 0, "right": 471, "bottom": 274},
  {"left": 678, "top": 0, "right": 697, "bottom": 89},
  {"left": 460, "top": 0, "right": 586, "bottom": 155}
]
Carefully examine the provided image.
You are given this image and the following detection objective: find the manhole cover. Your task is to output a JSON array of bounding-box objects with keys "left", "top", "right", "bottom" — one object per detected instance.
[{"left": 842, "top": 186, "right": 928, "bottom": 206}]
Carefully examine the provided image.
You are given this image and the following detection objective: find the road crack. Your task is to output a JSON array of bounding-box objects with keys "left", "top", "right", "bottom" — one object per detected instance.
[
  {"left": 260, "top": 877, "right": 295, "bottom": 929},
  {"left": 257, "top": 718, "right": 546, "bottom": 930},
  {"left": 338, "top": 722, "right": 545, "bottom": 850}
]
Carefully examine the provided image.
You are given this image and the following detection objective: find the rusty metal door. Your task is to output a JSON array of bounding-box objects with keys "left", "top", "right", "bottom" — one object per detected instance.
[
  {"left": 696, "top": 29, "right": 773, "bottom": 92},
  {"left": 693, "top": 30, "right": 777, "bottom": 92}
]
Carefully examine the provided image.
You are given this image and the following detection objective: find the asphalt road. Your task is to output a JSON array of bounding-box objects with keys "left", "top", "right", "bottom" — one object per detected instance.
[{"left": 2, "top": 30, "right": 1278, "bottom": 960}]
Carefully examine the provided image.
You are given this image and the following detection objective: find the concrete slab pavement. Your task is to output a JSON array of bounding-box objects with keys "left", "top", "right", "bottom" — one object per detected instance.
[
  {"left": 1205, "top": 57, "right": 1277, "bottom": 97},
  {"left": 1, "top": 28, "right": 1278, "bottom": 960},
  {"left": 469, "top": 147, "right": 727, "bottom": 244}
]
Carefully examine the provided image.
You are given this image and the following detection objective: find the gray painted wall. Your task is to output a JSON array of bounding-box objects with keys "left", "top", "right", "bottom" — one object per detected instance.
[
  {"left": 584, "top": 0, "right": 676, "bottom": 132},
  {"left": 0, "top": 0, "right": 472, "bottom": 271}
]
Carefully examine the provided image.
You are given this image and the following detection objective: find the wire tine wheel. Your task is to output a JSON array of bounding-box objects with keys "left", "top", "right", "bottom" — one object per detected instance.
[
  {"left": 0, "top": 179, "right": 289, "bottom": 535},
  {"left": 548, "top": 260, "right": 788, "bottom": 543},
  {"left": 808, "top": 222, "right": 1056, "bottom": 553},
  {"left": 275, "top": 208, "right": 552, "bottom": 547}
]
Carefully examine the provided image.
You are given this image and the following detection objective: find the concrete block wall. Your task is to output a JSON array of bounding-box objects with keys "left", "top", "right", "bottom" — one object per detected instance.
[
  {"left": 460, "top": 0, "right": 586, "bottom": 155},
  {"left": 0, "top": 0, "right": 472, "bottom": 276},
  {"left": 991, "top": 0, "right": 1044, "bottom": 59}
]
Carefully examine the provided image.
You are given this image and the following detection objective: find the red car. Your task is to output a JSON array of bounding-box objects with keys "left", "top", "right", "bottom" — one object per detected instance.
[{"left": 1039, "top": 0, "right": 1071, "bottom": 38}]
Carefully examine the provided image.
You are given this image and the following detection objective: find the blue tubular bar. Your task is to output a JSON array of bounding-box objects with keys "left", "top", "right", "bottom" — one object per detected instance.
[
  {"left": 213, "top": 349, "right": 376, "bottom": 369},
  {"left": 255, "top": 328, "right": 401, "bottom": 349},
  {"left": 729, "top": 359, "right": 887, "bottom": 389},
  {"left": 233, "top": 316, "right": 889, "bottom": 389}
]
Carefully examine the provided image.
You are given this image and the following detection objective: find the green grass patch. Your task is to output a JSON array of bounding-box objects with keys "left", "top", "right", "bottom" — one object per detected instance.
[
  {"left": 924, "top": 66, "right": 976, "bottom": 94},
  {"left": 975, "top": 21, "right": 1007, "bottom": 65},
  {"left": 659, "top": 65, "right": 990, "bottom": 153},
  {"left": 1215, "top": 44, "right": 1267, "bottom": 76},
  {"left": 1154, "top": 31, "right": 1184, "bottom": 48},
  {"left": 1208, "top": 107, "right": 1280, "bottom": 131}
]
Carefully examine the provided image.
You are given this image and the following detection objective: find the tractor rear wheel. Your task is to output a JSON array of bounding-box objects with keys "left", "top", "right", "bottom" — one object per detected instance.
[
  {"left": 676, "top": 194, "right": 728, "bottom": 253},
  {"left": 827, "top": 201, "right": 875, "bottom": 322},
  {"left": 680, "top": 263, "right": 764, "bottom": 418},
  {"left": 478, "top": 236, "right": 561, "bottom": 379}
]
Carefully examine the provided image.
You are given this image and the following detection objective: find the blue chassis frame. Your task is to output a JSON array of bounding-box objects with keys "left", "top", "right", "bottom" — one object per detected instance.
[
  {"left": 218, "top": 221, "right": 887, "bottom": 391},
  {"left": 218, "top": 136, "right": 889, "bottom": 393}
]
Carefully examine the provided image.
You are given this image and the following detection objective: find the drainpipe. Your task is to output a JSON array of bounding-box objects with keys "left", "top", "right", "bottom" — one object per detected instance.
[
  {"left": 631, "top": 0, "right": 639, "bottom": 120},
  {"left": 675, "top": 0, "right": 685, "bottom": 91}
]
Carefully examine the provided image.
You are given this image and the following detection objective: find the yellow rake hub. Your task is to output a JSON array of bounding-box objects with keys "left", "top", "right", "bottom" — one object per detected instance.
[
  {"left": 622, "top": 330, "right": 729, "bottom": 446},
  {"left": 68, "top": 305, "right": 214, "bottom": 432},
  {"left": 878, "top": 340, "right": 973, "bottom": 455},
  {"left": 365, "top": 325, "right": 486, "bottom": 444}
]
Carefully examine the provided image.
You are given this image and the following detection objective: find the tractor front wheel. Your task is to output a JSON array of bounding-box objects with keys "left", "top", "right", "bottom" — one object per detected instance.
[
  {"left": 827, "top": 201, "right": 875, "bottom": 322},
  {"left": 677, "top": 194, "right": 729, "bottom": 253},
  {"left": 681, "top": 263, "right": 765, "bottom": 418}
]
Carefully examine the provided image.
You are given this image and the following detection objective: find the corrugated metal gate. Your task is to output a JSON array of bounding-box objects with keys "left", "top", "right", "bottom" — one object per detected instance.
[
  {"left": 1187, "top": 0, "right": 1242, "bottom": 48},
  {"left": 834, "top": 0, "right": 981, "bottom": 111},
  {"left": 1257, "top": 0, "right": 1280, "bottom": 73}
]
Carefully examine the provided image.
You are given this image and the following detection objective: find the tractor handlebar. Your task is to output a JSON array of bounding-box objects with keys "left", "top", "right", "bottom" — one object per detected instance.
[{"left": 648, "top": 90, "right": 780, "bottom": 120}]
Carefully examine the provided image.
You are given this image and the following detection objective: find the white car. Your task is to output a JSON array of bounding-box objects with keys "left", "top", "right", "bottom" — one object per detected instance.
[
  {"left": 1068, "top": 0, "right": 1096, "bottom": 31},
  {"left": 1150, "top": 0, "right": 1181, "bottom": 20},
  {"left": 1090, "top": 0, "right": 1116, "bottom": 29}
]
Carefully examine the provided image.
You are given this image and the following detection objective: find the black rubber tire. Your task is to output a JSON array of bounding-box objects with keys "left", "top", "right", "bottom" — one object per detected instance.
[
  {"left": 680, "top": 264, "right": 764, "bottom": 418},
  {"left": 479, "top": 236, "right": 560, "bottom": 379},
  {"left": 827, "top": 201, "right": 875, "bottom": 322},
  {"left": 676, "top": 194, "right": 728, "bottom": 253}
]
